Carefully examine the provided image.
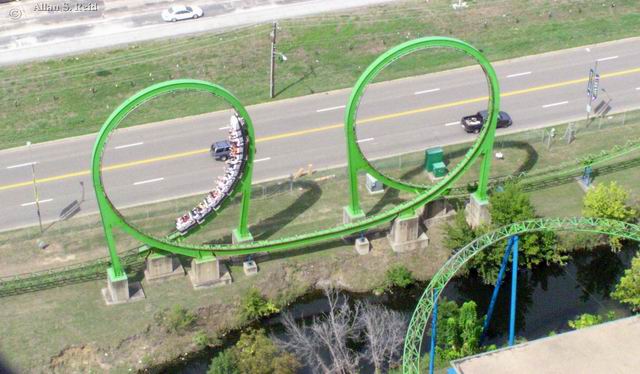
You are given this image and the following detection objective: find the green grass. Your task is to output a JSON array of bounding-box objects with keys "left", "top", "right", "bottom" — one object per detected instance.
[
  {"left": 1, "top": 0, "right": 640, "bottom": 149},
  {"left": 0, "top": 221, "right": 452, "bottom": 373}
]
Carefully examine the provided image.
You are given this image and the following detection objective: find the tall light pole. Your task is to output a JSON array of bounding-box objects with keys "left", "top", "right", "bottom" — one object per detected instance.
[{"left": 27, "top": 141, "right": 43, "bottom": 233}]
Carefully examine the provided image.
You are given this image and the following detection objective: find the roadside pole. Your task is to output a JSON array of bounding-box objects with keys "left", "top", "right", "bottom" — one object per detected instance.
[
  {"left": 269, "top": 21, "right": 277, "bottom": 98},
  {"left": 27, "top": 141, "right": 44, "bottom": 233},
  {"left": 585, "top": 61, "right": 599, "bottom": 123}
]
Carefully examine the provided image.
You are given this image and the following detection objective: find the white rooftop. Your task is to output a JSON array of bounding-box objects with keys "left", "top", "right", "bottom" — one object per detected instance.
[{"left": 451, "top": 315, "right": 640, "bottom": 374}]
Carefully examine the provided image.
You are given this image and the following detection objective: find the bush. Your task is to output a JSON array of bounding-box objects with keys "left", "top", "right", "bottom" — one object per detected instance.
[
  {"left": 212, "top": 329, "right": 299, "bottom": 374},
  {"left": 385, "top": 265, "right": 414, "bottom": 289},
  {"left": 157, "top": 305, "right": 197, "bottom": 334},
  {"left": 583, "top": 181, "right": 637, "bottom": 251},
  {"left": 241, "top": 288, "right": 279, "bottom": 321},
  {"left": 568, "top": 313, "right": 602, "bottom": 329},
  {"left": 444, "top": 209, "right": 477, "bottom": 252},
  {"left": 208, "top": 349, "right": 238, "bottom": 374},
  {"left": 193, "top": 330, "right": 221, "bottom": 349},
  {"left": 467, "top": 182, "right": 567, "bottom": 283},
  {"left": 612, "top": 252, "right": 640, "bottom": 311}
]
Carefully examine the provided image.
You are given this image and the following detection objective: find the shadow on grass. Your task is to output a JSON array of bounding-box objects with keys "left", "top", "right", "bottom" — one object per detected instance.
[
  {"left": 367, "top": 164, "right": 425, "bottom": 216},
  {"left": 251, "top": 180, "right": 323, "bottom": 240},
  {"left": 445, "top": 140, "right": 539, "bottom": 175},
  {"left": 274, "top": 65, "right": 317, "bottom": 98},
  {"left": 200, "top": 180, "right": 322, "bottom": 245}
]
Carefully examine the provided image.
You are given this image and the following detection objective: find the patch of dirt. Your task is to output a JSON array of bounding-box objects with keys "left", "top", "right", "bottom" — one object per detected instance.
[{"left": 49, "top": 344, "right": 111, "bottom": 373}]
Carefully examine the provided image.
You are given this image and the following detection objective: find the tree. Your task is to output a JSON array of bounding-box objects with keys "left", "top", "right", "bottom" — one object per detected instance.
[
  {"left": 435, "top": 300, "right": 486, "bottom": 362},
  {"left": 208, "top": 349, "right": 238, "bottom": 374},
  {"left": 612, "top": 252, "right": 640, "bottom": 311},
  {"left": 277, "top": 287, "right": 361, "bottom": 373},
  {"left": 358, "top": 302, "right": 406, "bottom": 373},
  {"left": 241, "top": 288, "right": 279, "bottom": 321},
  {"left": 421, "top": 298, "right": 494, "bottom": 370},
  {"left": 470, "top": 182, "right": 567, "bottom": 283},
  {"left": 444, "top": 209, "right": 477, "bottom": 252},
  {"left": 233, "top": 329, "right": 300, "bottom": 374},
  {"left": 583, "top": 181, "right": 637, "bottom": 250}
]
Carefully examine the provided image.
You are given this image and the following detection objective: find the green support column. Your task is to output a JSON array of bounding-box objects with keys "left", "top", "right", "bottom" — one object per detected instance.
[
  {"left": 343, "top": 37, "right": 500, "bottom": 219},
  {"left": 92, "top": 79, "right": 257, "bottom": 264}
]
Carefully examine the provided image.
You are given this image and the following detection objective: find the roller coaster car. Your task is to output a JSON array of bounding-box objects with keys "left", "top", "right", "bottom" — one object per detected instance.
[
  {"left": 461, "top": 110, "right": 512, "bottom": 133},
  {"left": 176, "top": 213, "right": 196, "bottom": 233}
]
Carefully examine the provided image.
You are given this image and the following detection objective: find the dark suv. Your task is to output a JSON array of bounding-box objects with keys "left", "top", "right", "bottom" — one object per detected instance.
[
  {"left": 210, "top": 140, "right": 231, "bottom": 161},
  {"left": 461, "top": 110, "right": 513, "bottom": 133}
]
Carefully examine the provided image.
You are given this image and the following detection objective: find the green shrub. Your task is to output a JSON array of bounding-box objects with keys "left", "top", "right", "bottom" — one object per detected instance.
[
  {"left": 241, "top": 288, "right": 280, "bottom": 321},
  {"left": 208, "top": 349, "right": 238, "bottom": 374},
  {"left": 385, "top": 265, "right": 414, "bottom": 289},
  {"left": 193, "top": 330, "right": 221, "bottom": 349},
  {"left": 157, "top": 305, "right": 197, "bottom": 334},
  {"left": 612, "top": 252, "right": 640, "bottom": 311},
  {"left": 568, "top": 313, "right": 603, "bottom": 329}
]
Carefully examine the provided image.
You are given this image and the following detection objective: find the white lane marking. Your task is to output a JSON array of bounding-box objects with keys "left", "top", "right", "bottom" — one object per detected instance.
[
  {"left": 133, "top": 177, "right": 164, "bottom": 186},
  {"left": 636, "top": 87, "right": 640, "bottom": 91},
  {"left": 114, "top": 142, "right": 144, "bottom": 150},
  {"left": 414, "top": 88, "right": 440, "bottom": 95},
  {"left": 506, "top": 71, "right": 531, "bottom": 78},
  {"left": 585, "top": 47, "right": 591, "bottom": 52},
  {"left": 21, "top": 198, "right": 53, "bottom": 207},
  {"left": 357, "top": 137, "right": 375, "bottom": 143},
  {"left": 597, "top": 55, "right": 618, "bottom": 62},
  {"left": 6, "top": 161, "right": 37, "bottom": 169},
  {"left": 542, "top": 101, "right": 569, "bottom": 108},
  {"left": 254, "top": 157, "right": 271, "bottom": 162},
  {"left": 444, "top": 121, "right": 460, "bottom": 127},
  {"left": 316, "top": 105, "right": 345, "bottom": 113},
  {"left": 219, "top": 126, "right": 230, "bottom": 130}
]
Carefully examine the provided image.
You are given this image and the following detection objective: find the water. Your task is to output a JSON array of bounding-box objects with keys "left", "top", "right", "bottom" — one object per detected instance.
[{"left": 154, "top": 244, "right": 636, "bottom": 373}]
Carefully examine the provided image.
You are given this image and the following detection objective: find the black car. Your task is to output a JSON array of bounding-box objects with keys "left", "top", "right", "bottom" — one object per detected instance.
[
  {"left": 461, "top": 110, "right": 513, "bottom": 133},
  {"left": 210, "top": 140, "right": 231, "bottom": 161}
]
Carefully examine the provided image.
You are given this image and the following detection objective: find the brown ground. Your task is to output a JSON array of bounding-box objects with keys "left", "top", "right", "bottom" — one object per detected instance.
[{"left": 3, "top": 218, "right": 451, "bottom": 373}]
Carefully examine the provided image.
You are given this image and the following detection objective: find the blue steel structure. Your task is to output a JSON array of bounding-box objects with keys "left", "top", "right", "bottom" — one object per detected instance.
[
  {"left": 480, "top": 235, "right": 520, "bottom": 346},
  {"left": 509, "top": 236, "right": 519, "bottom": 346},
  {"left": 428, "top": 288, "right": 440, "bottom": 374},
  {"left": 431, "top": 236, "right": 521, "bottom": 374}
]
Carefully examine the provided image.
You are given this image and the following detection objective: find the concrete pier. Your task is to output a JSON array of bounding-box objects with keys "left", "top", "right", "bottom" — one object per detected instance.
[
  {"left": 343, "top": 206, "right": 366, "bottom": 224},
  {"left": 387, "top": 214, "right": 429, "bottom": 252},
  {"left": 465, "top": 194, "right": 491, "bottom": 229},
  {"left": 232, "top": 228, "right": 253, "bottom": 245},
  {"left": 144, "top": 253, "right": 185, "bottom": 281},
  {"left": 188, "top": 256, "right": 232, "bottom": 289},
  {"left": 101, "top": 268, "right": 145, "bottom": 305},
  {"left": 355, "top": 237, "right": 371, "bottom": 255}
]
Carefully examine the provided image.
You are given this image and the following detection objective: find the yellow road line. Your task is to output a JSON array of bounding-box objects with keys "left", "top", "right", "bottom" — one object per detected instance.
[{"left": 2, "top": 66, "right": 639, "bottom": 192}]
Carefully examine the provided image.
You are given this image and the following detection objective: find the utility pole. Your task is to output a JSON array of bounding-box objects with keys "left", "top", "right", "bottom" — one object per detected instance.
[
  {"left": 586, "top": 61, "right": 599, "bottom": 123},
  {"left": 27, "top": 141, "right": 43, "bottom": 233},
  {"left": 269, "top": 21, "right": 277, "bottom": 98}
]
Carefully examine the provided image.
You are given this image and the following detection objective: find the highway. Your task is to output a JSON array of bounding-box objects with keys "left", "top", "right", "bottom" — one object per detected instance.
[
  {"left": 1, "top": 37, "right": 640, "bottom": 232},
  {"left": 0, "top": 0, "right": 393, "bottom": 66}
]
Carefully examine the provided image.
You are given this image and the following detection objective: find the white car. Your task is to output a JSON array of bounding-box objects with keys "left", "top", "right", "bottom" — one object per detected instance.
[{"left": 161, "top": 5, "right": 203, "bottom": 22}]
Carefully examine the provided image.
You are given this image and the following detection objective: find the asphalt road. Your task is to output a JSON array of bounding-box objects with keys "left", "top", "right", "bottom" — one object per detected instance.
[
  {"left": 0, "top": 0, "right": 394, "bottom": 65},
  {"left": 1, "top": 37, "right": 640, "bottom": 232}
]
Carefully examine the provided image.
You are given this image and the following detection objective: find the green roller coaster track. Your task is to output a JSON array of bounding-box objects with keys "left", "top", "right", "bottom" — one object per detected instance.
[
  {"left": 92, "top": 36, "right": 499, "bottom": 278},
  {"left": 402, "top": 217, "right": 640, "bottom": 374},
  {"left": 85, "top": 36, "right": 640, "bottom": 373}
]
